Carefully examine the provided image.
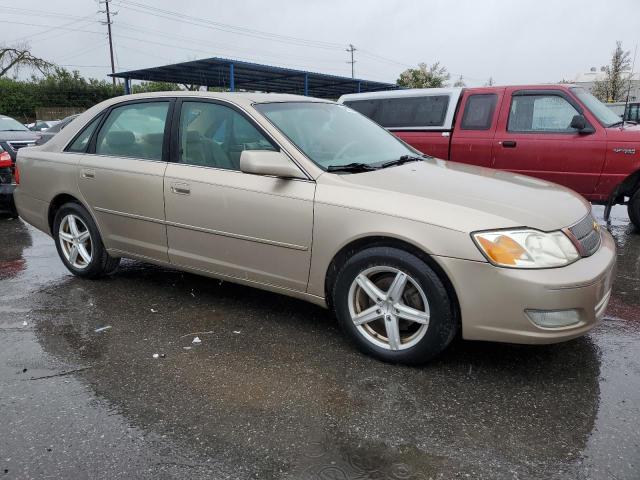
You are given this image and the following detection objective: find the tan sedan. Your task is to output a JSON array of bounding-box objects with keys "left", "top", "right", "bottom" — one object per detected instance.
[{"left": 14, "top": 92, "right": 616, "bottom": 364}]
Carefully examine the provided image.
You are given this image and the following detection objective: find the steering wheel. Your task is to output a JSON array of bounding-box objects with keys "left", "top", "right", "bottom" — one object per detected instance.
[{"left": 333, "top": 140, "right": 360, "bottom": 162}]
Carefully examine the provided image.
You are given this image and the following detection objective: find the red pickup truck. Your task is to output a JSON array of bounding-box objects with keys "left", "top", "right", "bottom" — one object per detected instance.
[{"left": 339, "top": 85, "right": 640, "bottom": 229}]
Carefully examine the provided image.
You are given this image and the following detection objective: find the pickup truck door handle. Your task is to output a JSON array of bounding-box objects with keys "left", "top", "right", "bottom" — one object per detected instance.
[
  {"left": 500, "top": 140, "right": 517, "bottom": 148},
  {"left": 170, "top": 182, "right": 191, "bottom": 195},
  {"left": 81, "top": 168, "right": 95, "bottom": 179}
]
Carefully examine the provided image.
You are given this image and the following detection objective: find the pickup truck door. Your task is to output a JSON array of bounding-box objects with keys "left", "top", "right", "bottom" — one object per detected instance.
[
  {"left": 492, "top": 89, "right": 606, "bottom": 197},
  {"left": 449, "top": 88, "right": 504, "bottom": 167}
]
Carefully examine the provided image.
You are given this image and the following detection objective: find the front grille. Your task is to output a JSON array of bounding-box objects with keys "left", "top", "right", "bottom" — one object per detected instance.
[
  {"left": 7, "top": 141, "right": 35, "bottom": 152},
  {"left": 568, "top": 213, "right": 602, "bottom": 257}
]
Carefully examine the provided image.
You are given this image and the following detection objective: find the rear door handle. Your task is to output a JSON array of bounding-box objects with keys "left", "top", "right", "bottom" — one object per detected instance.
[
  {"left": 500, "top": 140, "right": 517, "bottom": 148},
  {"left": 170, "top": 182, "right": 191, "bottom": 195},
  {"left": 81, "top": 168, "right": 95, "bottom": 179}
]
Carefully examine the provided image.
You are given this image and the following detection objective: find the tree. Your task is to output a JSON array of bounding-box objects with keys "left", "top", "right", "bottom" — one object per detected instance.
[
  {"left": 132, "top": 81, "right": 182, "bottom": 93},
  {"left": 453, "top": 75, "right": 466, "bottom": 87},
  {"left": 0, "top": 43, "right": 55, "bottom": 78},
  {"left": 592, "top": 41, "right": 631, "bottom": 102},
  {"left": 397, "top": 62, "right": 450, "bottom": 88}
]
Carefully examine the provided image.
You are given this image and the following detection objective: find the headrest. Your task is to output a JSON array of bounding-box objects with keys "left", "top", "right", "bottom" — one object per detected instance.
[
  {"left": 144, "top": 133, "right": 164, "bottom": 144},
  {"left": 106, "top": 130, "right": 135, "bottom": 147},
  {"left": 186, "top": 130, "right": 202, "bottom": 142}
]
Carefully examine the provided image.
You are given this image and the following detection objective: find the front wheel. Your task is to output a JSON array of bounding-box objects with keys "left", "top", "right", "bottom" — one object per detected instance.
[
  {"left": 628, "top": 190, "right": 640, "bottom": 231},
  {"left": 332, "top": 247, "right": 458, "bottom": 364},
  {"left": 53, "top": 202, "right": 120, "bottom": 278}
]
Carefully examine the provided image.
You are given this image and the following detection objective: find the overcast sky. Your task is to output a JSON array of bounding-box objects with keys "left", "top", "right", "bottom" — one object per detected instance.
[{"left": 2, "top": 0, "right": 639, "bottom": 86}]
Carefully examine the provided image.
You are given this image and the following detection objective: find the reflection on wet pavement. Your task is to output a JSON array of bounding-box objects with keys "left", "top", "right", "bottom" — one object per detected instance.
[{"left": 1, "top": 206, "right": 639, "bottom": 479}]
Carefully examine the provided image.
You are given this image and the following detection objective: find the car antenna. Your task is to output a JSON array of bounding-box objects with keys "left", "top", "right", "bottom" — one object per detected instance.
[{"left": 621, "top": 44, "right": 638, "bottom": 130}]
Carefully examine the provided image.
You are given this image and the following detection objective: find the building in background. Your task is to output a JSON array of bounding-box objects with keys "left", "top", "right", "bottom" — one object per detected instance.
[{"left": 573, "top": 67, "right": 640, "bottom": 102}]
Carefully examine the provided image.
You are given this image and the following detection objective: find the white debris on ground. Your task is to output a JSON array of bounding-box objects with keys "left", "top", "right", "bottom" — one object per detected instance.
[
  {"left": 94, "top": 326, "right": 112, "bottom": 333},
  {"left": 192, "top": 336, "right": 202, "bottom": 344}
]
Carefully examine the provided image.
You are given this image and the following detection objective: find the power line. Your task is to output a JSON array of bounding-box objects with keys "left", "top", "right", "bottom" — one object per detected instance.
[{"left": 112, "top": 0, "right": 345, "bottom": 50}]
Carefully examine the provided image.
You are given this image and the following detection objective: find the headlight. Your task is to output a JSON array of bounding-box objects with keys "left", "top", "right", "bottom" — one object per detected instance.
[{"left": 472, "top": 229, "right": 579, "bottom": 268}]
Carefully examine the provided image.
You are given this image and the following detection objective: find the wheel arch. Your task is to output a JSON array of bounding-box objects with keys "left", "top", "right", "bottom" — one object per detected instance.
[
  {"left": 324, "top": 235, "right": 461, "bottom": 326},
  {"left": 609, "top": 169, "right": 640, "bottom": 204},
  {"left": 47, "top": 193, "right": 103, "bottom": 240}
]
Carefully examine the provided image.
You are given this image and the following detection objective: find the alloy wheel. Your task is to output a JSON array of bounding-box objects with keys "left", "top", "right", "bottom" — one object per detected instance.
[
  {"left": 348, "top": 266, "right": 430, "bottom": 351},
  {"left": 58, "top": 214, "right": 93, "bottom": 269}
]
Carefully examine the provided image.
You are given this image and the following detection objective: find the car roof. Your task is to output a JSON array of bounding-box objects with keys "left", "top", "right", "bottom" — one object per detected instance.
[{"left": 104, "top": 91, "right": 331, "bottom": 107}]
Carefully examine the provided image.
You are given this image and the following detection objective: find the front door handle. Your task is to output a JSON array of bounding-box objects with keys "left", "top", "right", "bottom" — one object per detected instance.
[
  {"left": 500, "top": 140, "right": 517, "bottom": 148},
  {"left": 81, "top": 168, "right": 95, "bottom": 179},
  {"left": 170, "top": 182, "right": 191, "bottom": 195}
]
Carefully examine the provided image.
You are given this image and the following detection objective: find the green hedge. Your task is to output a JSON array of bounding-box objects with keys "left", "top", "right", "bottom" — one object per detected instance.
[{"left": 0, "top": 69, "right": 181, "bottom": 122}]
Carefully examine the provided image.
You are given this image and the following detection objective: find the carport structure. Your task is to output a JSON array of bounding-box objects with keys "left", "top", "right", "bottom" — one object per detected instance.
[{"left": 110, "top": 56, "right": 398, "bottom": 99}]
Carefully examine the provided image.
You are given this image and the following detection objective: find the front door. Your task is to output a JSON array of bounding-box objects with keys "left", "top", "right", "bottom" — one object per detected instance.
[
  {"left": 163, "top": 99, "right": 315, "bottom": 292},
  {"left": 492, "top": 89, "right": 606, "bottom": 196},
  {"left": 76, "top": 99, "right": 172, "bottom": 261}
]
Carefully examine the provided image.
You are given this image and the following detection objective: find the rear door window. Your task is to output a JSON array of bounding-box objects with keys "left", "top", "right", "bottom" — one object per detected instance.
[
  {"left": 461, "top": 94, "right": 498, "bottom": 130},
  {"left": 95, "top": 102, "right": 169, "bottom": 160}
]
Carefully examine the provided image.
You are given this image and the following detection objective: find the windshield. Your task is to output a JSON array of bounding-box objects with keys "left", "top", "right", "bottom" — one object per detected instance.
[
  {"left": 0, "top": 116, "right": 29, "bottom": 132},
  {"left": 570, "top": 87, "right": 622, "bottom": 127},
  {"left": 254, "top": 102, "right": 418, "bottom": 170}
]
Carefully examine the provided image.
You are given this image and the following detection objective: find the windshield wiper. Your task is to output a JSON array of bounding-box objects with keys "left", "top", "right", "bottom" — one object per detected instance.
[
  {"left": 379, "top": 155, "right": 423, "bottom": 169},
  {"left": 608, "top": 120, "right": 637, "bottom": 128},
  {"left": 326, "top": 162, "right": 378, "bottom": 173}
]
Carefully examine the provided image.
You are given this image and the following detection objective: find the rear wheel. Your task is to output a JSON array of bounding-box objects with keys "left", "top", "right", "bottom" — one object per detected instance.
[
  {"left": 332, "top": 247, "right": 457, "bottom": 364},
  {"left": 628, "top": 190, "right": 640, "bottom": 231},
  {"left": 53, "top": 202, "right": 120, "bottom": 278}
]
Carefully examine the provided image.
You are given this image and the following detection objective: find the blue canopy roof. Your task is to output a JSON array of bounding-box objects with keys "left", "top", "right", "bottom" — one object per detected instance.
[{"left": 111, "top": 56, "right": 398, "bottom": 99}]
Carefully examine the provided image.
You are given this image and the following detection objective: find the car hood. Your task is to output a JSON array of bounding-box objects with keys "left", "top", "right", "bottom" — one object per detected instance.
[
  {"left": 0, "top": 130, "right": 39, "bottom": 141},
  {"left": 316, "top": 158, "right": 590, "bottom": 233},
  {"left": 605, "top": 124, "right": 640, "bottom": 141}
]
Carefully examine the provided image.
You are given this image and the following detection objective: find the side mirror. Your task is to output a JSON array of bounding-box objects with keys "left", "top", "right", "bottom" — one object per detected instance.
[
  {"left": 570, "top": 114, "right": 595, "bottom": 133},
  {"left": 240, "top": 150, "right": 307, "bottom": 179}
]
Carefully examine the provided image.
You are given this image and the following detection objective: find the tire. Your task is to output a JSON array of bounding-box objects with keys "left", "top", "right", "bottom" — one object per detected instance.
[
  {"left": 628, "top": 189, "right": 640, "bottom": 231},
  {"left": 8, "top": 196, "right": 19, "bottom": 219},
  {"left": 332, "top": 246, "right": 457, "bottom": 364},
  {"left": 53, "top": 202, "right": 120, "bottom": 278}
]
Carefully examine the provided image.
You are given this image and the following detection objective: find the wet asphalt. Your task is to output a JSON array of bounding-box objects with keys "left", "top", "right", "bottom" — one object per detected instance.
[{"left": 0, "top": 205, "right": 638, "bottom": 480}]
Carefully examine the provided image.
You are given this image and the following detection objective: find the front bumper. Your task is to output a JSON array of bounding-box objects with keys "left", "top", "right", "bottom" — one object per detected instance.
[{"left": 437, "top": 230, "right": 616, "bottom": 344}]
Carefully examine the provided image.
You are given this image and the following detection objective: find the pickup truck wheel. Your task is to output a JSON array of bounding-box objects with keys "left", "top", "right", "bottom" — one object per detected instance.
[
  {"left": 332, "top": 247, "right": 457, "bottom": 364},
  {"left": 628, "top": 190, "right": 640, "bottom": 231},
  {"left": 53, "top": 202, "right": 120, "bottom": 278}
]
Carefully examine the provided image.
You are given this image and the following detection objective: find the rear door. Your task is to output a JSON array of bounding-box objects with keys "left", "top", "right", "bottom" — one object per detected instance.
[
  {"left": 449, "top": 88, "right": 503, "bottom": 167},
  {"left": 76, "top": 99, "right": 172, "bottom": 261},
  {"left": 163, "top": 99, "right": 315, "bottom": 292},
  {"left": 492, "top": 88, "right": 606, "bottom": 196}
]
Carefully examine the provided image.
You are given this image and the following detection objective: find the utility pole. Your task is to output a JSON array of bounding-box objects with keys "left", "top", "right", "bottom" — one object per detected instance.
[
  {"left": 99, "top": 0, "right": 117, "bottom": 88},
  {"left": 346, "top": 44, "right": 356, "bottom": 79}
]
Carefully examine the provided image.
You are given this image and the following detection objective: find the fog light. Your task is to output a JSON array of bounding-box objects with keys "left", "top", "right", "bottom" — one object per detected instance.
[{"left": 525, "top": 309, "right": 581, "bottom": 328}]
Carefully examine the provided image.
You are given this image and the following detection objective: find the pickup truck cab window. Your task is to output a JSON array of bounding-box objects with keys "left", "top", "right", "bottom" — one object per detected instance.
[
  {"left": 178, "top": 101, "right": 276, "bottom": 171},
  {"left": 508, "top": 94, "right": 579, "bottom": 133},
  {"left": 461, "top": 94, "right": 498, "bottom": 130},
  {"left": 95, "top": 102, "right": 169, "bottom": 161}
]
